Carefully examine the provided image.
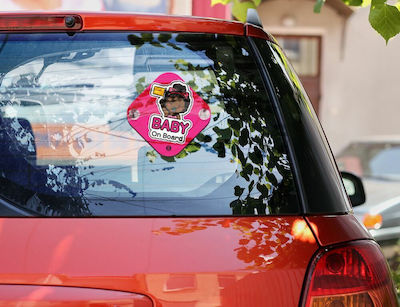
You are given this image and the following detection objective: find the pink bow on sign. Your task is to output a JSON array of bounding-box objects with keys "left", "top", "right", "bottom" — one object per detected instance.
[{"left": 166, "top": 88, "right": 190, "bottom": 99}]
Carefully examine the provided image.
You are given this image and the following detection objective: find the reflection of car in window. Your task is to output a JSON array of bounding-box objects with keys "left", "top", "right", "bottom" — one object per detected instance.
[
  {"left": 337, "top": 137, "right": 400, "bottom": 242},
  {"left": 0, "top": 12, "right": 397, "bottom": 307}
]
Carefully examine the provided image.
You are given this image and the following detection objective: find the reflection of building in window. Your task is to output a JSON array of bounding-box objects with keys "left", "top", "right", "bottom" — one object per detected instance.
[
  {"left": 217, "top": 274, "right": 236, "bottom": 289},
  {"left": 145, "top": 273, "right": 224, "bottom": 306},
  {"left": 164, "top": 274, "right": 196, "bottom": 292}
]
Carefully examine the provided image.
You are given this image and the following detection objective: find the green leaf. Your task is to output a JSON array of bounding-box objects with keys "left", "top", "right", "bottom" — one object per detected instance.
[
  {"left": 185, "top": 142, "right": 201, "bottom": 153},
  {"left": 234, "top": 185, "right": 245, "bottom": 197},
  {"left": 249, "top": 146, "right": 263, "bottom": 165},
  {"left": 212, "top": 141, "right": 226, "bottom": 158},
  {"left": 361, "top": 0, "right": 371, "bottom": 6},
  {"left": 161, "top": 155, "right": 175, "bottom": 162},
  {"left": 231, "top": 143, "right": 237, "bottom": 157},
  {"left": 230, "top": 199, "right": 242, "bottom": 215},
  {"left": 239, "top": 128, "right": 249, "bottom": 146},
  {"left": 158, "top": 33, "right": 172, "bottom": 43},
  {"left": 369, "top": 1, "right": 400, "bottom": 43},
  {"left": 196, "top": 133, "right": 212, "bottom": 143},
  {"left": 202, "top": 84, "right": 215, "bottom": 92},
  {"left": 150, "top": 42, "right": 163, "bottom": 48},
  {"left": 237, "top": 147, "right": 246, "bottom": 165},
  {"left": 145, "top": 150, "right": 157, "bottom": 163},
  {"left": 127, "top": 34, "right": 144, "bottom": 48},
  {"left": 135, "top": 84, "right": 145, "bottom": 93},
  {"left": 232, "top": 0, "right": 257, "bottom": 22},
  {"left": 314, "top": 0, "right": 326, "bottom": 13},
  {"left": 342, "top": 0, "right": 363, "bottom": 6},
  {"left": 266, "top": 172, "right": 278, "bottom": 186},
  {"left": 257, "top": 183, "right": 269, "bottom": 197},
  {"left": 213, "top": 127, "right": 232, "bottom": 142},
  {"left": 241, "top": 163, "right": 253, "bottom": 181},
  {"left": 176, "top": 150, "right": 188, "bottom": 159},
  {"left": 141, "top": 33, "right": 154, "bottom": 42},
  {"left": 167, "top": 42, "right": 182, "bottom": 51},
  {"left": 248, "top": 180, "right": 255, "bottom": 193},
  {"left": 211, "top": 0, "right": 232, "bottom": 5}
]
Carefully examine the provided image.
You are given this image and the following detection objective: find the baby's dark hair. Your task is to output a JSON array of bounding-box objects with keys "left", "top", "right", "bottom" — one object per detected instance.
[{"left": 159, "top": 83, "right": 191, "bottom": 112}]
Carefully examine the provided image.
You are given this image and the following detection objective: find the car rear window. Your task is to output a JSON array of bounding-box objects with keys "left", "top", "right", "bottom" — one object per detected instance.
[{"left": 0, "top": 32, "right": 299, "bottom": 216}]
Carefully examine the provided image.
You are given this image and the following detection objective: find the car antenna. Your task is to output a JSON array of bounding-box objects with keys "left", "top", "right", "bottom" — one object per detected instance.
[{"left": 246, "top": 8, "right": 263, "bottom": 27}]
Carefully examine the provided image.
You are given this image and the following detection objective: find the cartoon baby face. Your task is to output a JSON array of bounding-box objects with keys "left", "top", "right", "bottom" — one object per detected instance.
[
  {"left": 164, "top": 95, "right": 186, "bottom": 115},
  {"left": 159, "top": 83, "right": 191, "bottom": 119}
]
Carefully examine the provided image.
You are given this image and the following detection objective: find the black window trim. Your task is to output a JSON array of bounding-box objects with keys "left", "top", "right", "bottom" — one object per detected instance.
[{"left": 246, "top": 36, "right": 307, "bottom": 214}]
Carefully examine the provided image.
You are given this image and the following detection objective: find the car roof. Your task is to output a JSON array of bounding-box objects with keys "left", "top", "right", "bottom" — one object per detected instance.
[{"left": 0, "top": 11, "right": 275, "bottom": 41}]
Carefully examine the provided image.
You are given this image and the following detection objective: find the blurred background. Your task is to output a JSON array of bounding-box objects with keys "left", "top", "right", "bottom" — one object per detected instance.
[{"left": 3, "top": 0, "right": 400, "bottom": 284}]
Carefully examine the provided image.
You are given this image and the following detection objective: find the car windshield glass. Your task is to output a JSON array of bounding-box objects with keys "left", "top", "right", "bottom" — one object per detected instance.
[
  {"left": 0, "top": 32, "right": 299, "bottom": 216},
  {"left": 337, "top": 142, "right": 400, "bottom": 180}
]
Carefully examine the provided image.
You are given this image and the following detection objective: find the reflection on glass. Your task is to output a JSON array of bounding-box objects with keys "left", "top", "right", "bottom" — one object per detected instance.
[{"left": 0, "top": 33, "right": 299, "bottom": 216}]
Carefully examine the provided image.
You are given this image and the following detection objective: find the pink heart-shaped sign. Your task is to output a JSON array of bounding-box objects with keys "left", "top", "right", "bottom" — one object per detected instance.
[{"left": 127, "top": 73, "right": 211, "bottom": 157}]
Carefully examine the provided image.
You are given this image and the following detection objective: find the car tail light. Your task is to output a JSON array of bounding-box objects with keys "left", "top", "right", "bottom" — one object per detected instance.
[
  {"left": 303, "top": 240, "right": 398, "bottom": 307},
  {"left": 0, "top": 15, "right": 82, "bottom": 31},
  {"left": 363, "top": 213, "right": 383, "bottom": 229}
]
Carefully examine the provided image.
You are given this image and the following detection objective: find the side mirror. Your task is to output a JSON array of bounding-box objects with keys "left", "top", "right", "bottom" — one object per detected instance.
[{"left": 341, "top": 171, "right": 366, "bottom": 207}]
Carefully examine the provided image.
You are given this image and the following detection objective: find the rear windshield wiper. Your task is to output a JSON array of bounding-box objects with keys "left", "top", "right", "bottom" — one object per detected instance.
[{"left": 0, "top": 195, "right": 37, "bottom": 217}]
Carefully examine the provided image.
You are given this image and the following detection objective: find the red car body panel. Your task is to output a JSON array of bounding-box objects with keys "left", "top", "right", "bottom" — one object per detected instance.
[
  {"left": 0, "top": 217, "right": 320, "bottom": 306},
  {"left": 0, "top": 12, "right": 276, "bottom": 43},
  {"left": 81, "top": 13, "right": 244, "bottom": 35},
  {"left": 306, "top": 214, "right": 372, "bottom": 246},
  {"left": 0, "top": 12, "right": 244, "bottom": 36}
]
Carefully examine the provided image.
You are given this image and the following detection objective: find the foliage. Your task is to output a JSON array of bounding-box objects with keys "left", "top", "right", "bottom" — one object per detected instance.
[
  {"left": 212, "top": 0, "right": 261, "bottom": 22},
  {"left": 368, "top": 0, "right": 400, "bottom": 43},
  {"left": 152, "top": 217, "right": 307, "bottom": 270},
  {"left": 0, "top": 32, "right": 295, "bottom": 216},
  {"left": 392, "top": 265, "right": 400, "bottom": 298},
  {"left": 129, "top": 32, "right": 296, "bottom": 215},
  {"left": 386, "top": 243, "right": 400, "bottom": 299},
  {"left": 212, "top": 0, "right": 400, "bottom": 43}
]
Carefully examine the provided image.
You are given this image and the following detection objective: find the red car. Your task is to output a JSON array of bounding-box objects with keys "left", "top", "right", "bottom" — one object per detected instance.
[{"left": 0, "top": 11, "right": 397, "bottom": 306}]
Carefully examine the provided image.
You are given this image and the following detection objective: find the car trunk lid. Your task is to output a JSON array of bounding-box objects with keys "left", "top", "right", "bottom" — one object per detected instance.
[{"left": 0, "top": 217, "right": 318, "bottom": 306}]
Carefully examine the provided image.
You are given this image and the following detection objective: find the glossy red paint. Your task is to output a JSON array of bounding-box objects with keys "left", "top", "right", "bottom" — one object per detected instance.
[
  {"left": 0, "top": 14, "right": 82, "bottom": 31},
  {"left": 245, "top": 24, "right": 277, "bottom": 43},
  {"left": 81, "top": 13, "right": 244, "bottom": 34},
  {"left": 0, "top": 217, "right": 317, "bottom": 306},
  {"left": 0, "top": 12, "right": 277, "bottom": 44},
  {"left": 0, "top": 12, "right": 244, "bottom": 35},
  {"left": 0, "top": 285, "right": 152, "bottom": 306},
  {"left": 306, "top": 214, "right": 372, "bottom": 247}
]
